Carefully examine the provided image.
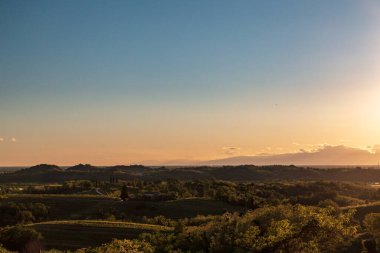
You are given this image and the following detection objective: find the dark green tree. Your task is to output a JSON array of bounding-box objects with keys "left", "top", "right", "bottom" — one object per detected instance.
[
  {"left": 0, "top": 226, "right": 42, "bottom": 252},
  {"left": 120, "top": 184, "right": 129, "bottom": 201}
]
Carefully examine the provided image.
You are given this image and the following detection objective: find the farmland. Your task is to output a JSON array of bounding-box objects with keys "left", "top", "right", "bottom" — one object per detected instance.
[
  {"left": 28, "top": 220, "right": 171, "bottom": 250},
  {"left": 2, "top": 165, "right": 380, "bottom": 252}
]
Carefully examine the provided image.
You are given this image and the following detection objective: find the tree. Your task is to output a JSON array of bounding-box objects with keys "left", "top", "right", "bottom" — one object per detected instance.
[
  {"left": 0, "top": 226, "right": 42, "bottom": 252},
  {"left": 0, "top": 246, "right": 10, "bottom": 253},
  {"left": 120, "top": 184, "right": 129, "bottom": 201},
  {"left": 174, "top": 220, "right": 185, "bottom": 234},
  {"left": 0, "top": 202, "right": 49, "bottom": 226},
  {"left": 146, "top": 205, "right": 358, "bottom": 253},
  {"left": 76, "top": 239, "right": 154, "bottom": 253},
  {"left": 364, "top": 213, "right": 380, "bottom": 251}
]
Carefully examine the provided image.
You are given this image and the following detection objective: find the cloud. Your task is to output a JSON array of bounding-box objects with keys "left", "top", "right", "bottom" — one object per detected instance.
[
  {"left": 0, "top": 137, "right": 3, "bottom": 142},
  {"left": 304, "top": 143, "right": 334, "bottom": 152},
  {"left": 11, "top": 137, "right": 17, "bottom": 142},
  {"left": 222, "top": 147, "right": 241, "bottom": 155},
  {"left": 372, "top": 145, "right": 380, "bottom": 154}
]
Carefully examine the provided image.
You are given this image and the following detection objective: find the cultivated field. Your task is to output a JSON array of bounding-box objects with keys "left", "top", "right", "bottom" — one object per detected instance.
[
  {"left": 28, "top": 220, "right": 171, "bottom": 250},
  {"left": 2, "top": 194, "right": 243, "bottom": 221}
]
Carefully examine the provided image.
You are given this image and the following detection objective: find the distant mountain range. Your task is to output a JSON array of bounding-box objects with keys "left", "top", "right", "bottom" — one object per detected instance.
[
  {"left": 3, "top": 162, "right": 380, "bottom": 183},
  {"left": 142, "top": 145, "right": 380, "bottom": 166},
  {"left": 2, "top": 146, "right": 379, "bottom": 169},
  {"left": 202, "top": 145, "right": 380, "bottom": 166},
  {"left": 2, "top": 146, "right": 380, "bottom": 183}
]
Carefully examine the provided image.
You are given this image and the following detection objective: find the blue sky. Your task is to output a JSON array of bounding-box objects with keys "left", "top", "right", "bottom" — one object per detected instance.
[{"left": 1, "top": 0, "right": 380, "bottom": 165}]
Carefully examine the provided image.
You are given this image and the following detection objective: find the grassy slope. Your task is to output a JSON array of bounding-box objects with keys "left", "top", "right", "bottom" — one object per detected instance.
[
  {"left": 350, "top": 202, "right": 380, "bottom": 222},
  {"left": 28, "top": 220, "right": 171, "bottom": 250},
  {"left": 2, "top": 195, "right": 244, "bottom": 250},
  {"left": 120, "top": 198, "right": 245, "bottom": 219},
  {"left": 3, "top": 195, "right": 244, "bottom": 220}
]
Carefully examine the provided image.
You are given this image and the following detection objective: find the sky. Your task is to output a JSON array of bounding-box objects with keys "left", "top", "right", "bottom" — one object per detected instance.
[{"left": 1, "top": 0, "right": 380, "bottom": 166}]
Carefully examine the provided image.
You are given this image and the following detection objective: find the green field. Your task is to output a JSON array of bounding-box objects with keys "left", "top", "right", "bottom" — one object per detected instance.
[
  {"left": 28, "top": 220, "right": 171, "bottom": 250},
  {"left": 351, "top": 203, "right": 380, "bottom": 222},
  {"left": 4, "top": 195, "right": 243, "bottom": 250},
  {"left": 3, "top": 195, "right": 244, "bottom": 220},
  {"left": 2, "top": 178, "right": 378, "bottom": 253},
  {"left": 119, "top": 198, "right": 245, "bottom": 219}
]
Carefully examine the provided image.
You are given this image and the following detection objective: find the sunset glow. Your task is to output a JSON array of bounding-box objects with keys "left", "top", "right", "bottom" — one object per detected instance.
[{"left": 1, "top": 0, "right": 380, "bottom": 166}]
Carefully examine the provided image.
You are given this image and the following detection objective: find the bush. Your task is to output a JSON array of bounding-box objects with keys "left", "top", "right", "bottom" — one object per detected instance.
[
  {"left": 0, "top": 202, "right": 49, "bottom": 227},
  {"left": 143, "top": 205, "right": 358, "bottom": 253},
  {"left": 76, "top": 239, "right": 154, "bottom": 253},
  {"left": 0, "top": 226, "right": 42, "bottom": 252}
]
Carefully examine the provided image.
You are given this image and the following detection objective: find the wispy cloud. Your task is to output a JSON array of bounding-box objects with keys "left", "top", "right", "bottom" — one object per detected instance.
[
  {"left": 304, "top": 143, "right": 334, "bottom": 152},
  {"left": 222, "top": 147, "right": 241, "bottom": 156},
  {"left": 11, "top": 137, "right": 17, "bottom": 142},
  {"left": 0, "top": 137, "right": 3, "bottom": 142}
]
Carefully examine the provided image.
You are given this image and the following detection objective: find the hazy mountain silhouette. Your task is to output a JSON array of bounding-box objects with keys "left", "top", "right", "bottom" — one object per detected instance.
[
  {"left": 203, "top": 145, "right": 380, "bottom": 166},
  {"left": 107, "top": 165, "right": 154, "bottom": 173},
  {"left": 66, "top": 163, "right": 100, "bottom": 172},
  {"left": 20, "top": 164, "right": 63, "bottom": 173},
  {"left": 141, "top": 159, "right": 203, "bottom": 166}
]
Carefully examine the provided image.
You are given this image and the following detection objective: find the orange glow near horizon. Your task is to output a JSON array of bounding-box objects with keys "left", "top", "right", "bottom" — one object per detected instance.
[{"left": 1, "top": 1, "right": 380, "bottom": 166}]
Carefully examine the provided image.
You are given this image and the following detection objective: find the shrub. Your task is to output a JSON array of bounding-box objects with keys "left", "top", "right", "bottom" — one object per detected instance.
[
  {"left": 76, "top": 239, "right": 154, "bottom": 253},
  {"left": 0, "top": 226, "right": 42, "bottom": 252}
]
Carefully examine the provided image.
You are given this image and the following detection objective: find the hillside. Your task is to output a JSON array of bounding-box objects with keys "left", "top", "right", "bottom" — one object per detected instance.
[
  {"left": 18, "top": 164, "right": 63, "bottom": 173},
  {"left": 2, "top": 164, "right": 380, "bottom": 183}
]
